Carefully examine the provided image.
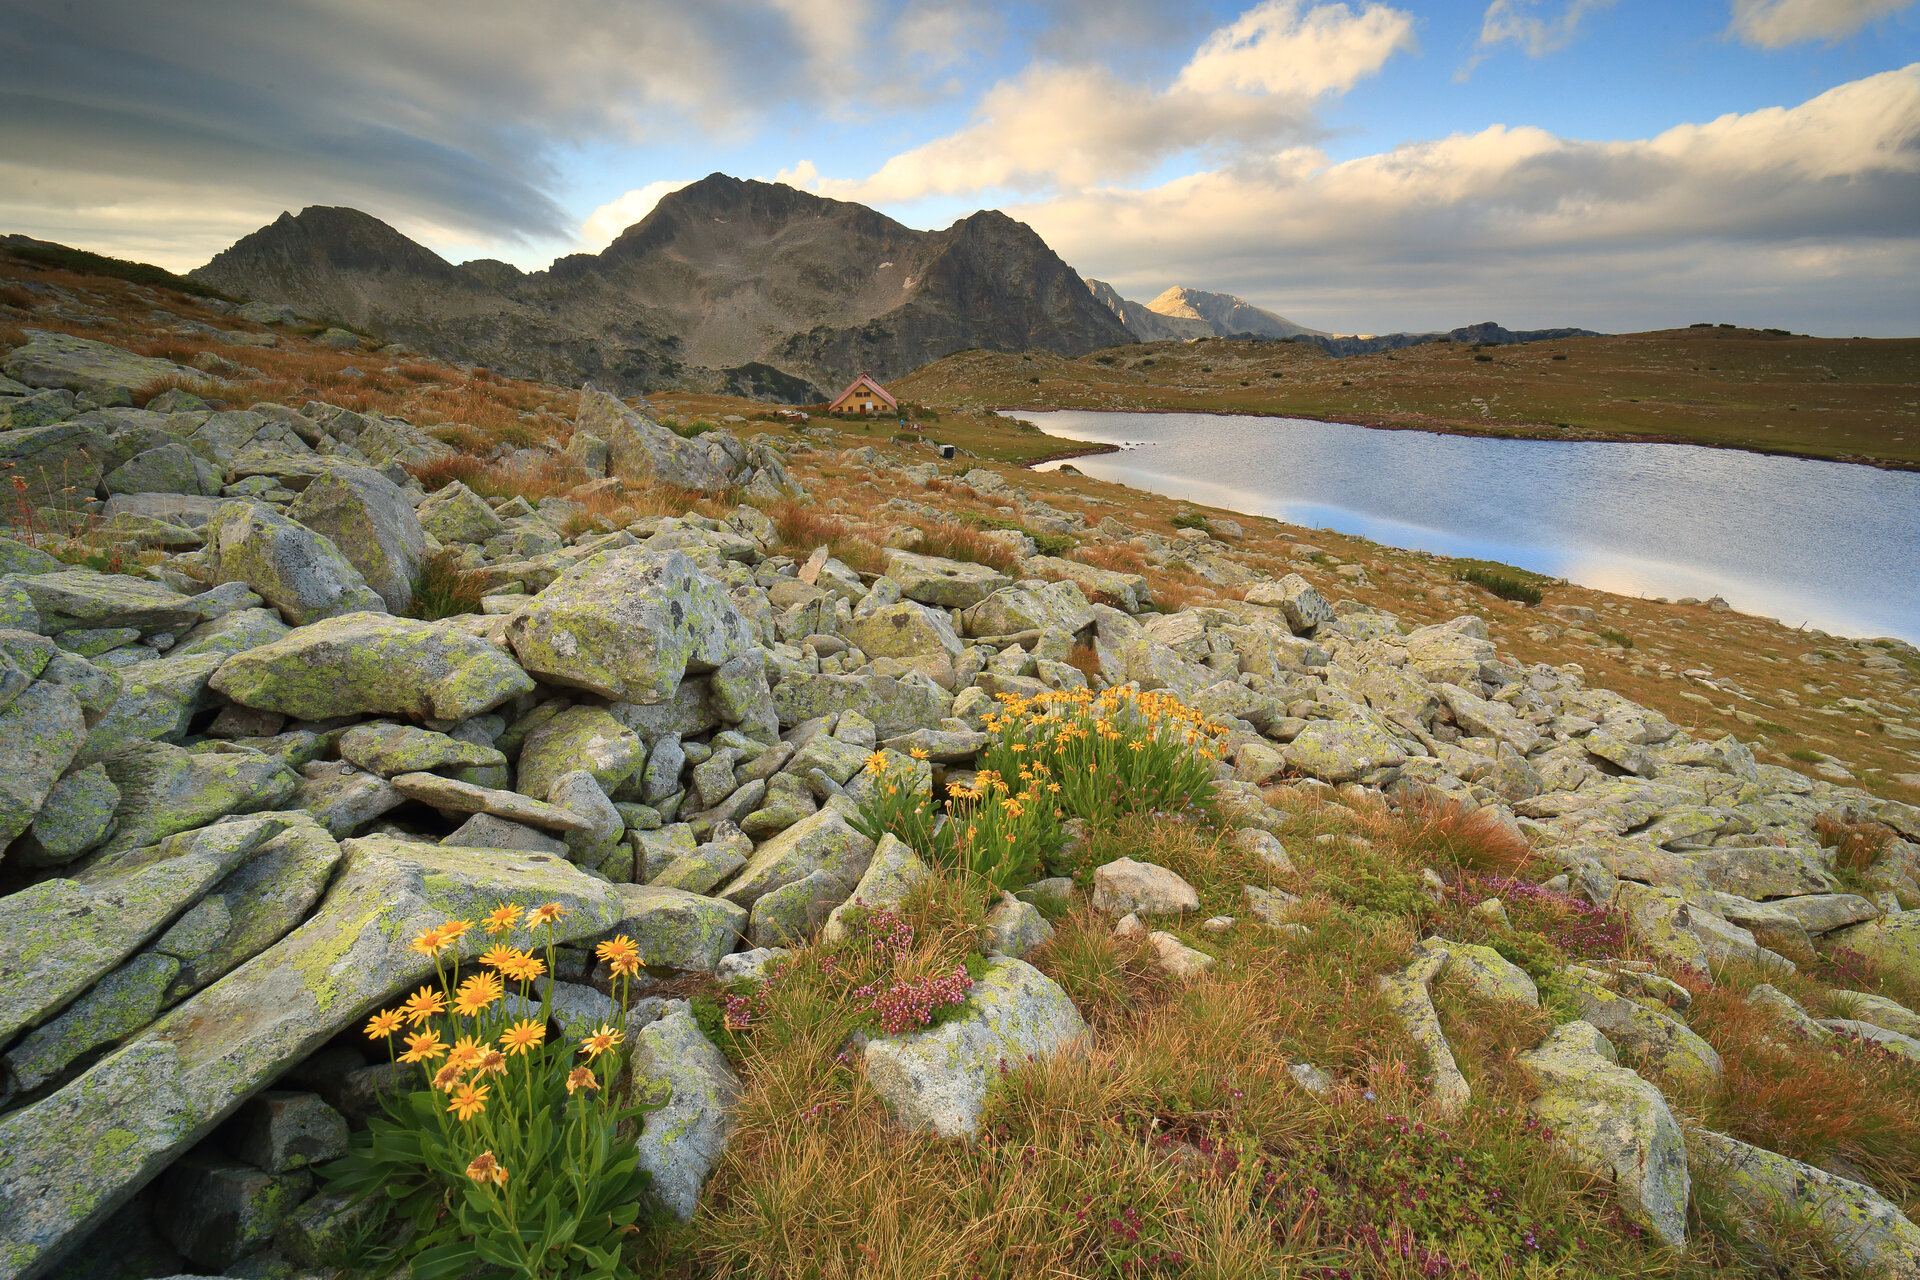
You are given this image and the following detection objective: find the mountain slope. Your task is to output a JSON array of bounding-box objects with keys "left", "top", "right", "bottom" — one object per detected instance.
[
  {"left": 1085, "top": 278, "right": 1212, "bottom": 342},
  {"left": 1144, "top": 286, "right": 1326, "bottom": 339},
  {"left": 191, "top": 176, "right": 1132, "bottom": 399}
]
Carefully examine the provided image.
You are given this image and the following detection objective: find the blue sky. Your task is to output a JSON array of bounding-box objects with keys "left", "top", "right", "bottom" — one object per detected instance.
[{"left": 4, "top": 0, "right": 1916, "bottom": 335}]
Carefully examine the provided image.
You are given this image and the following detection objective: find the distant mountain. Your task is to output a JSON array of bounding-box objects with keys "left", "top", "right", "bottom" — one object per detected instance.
[
  {"left": 1084, "top": 280, "right": 1326, "bottom": 341},
  {"left": 193, "top": 176, "right": 1131, "bottom": 400},
  {"left": 1296, "top": 320, "right": 1603, "bottom": 357}
]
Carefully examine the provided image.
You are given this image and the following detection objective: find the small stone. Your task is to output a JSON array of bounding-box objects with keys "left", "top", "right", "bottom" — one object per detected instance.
[
  {"left": 1228, "top": 827, "right": 1294, "bottom": 873},
  {"left": 230, "top": 1091, "right": 349, "bottom": 1173},
  {"left": 1090, "top": 858, "right": 1199, "bottom": 916},
  {"left": 1200, "top": 915, "right": 1234, "bottom": 935},
  {"left": 1148, "top": 931, "right": 1215, "bottom": 978}
]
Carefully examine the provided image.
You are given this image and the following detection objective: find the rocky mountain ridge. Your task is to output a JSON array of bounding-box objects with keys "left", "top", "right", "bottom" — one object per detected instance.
[
  {"left": 1086, "top": 280, "right": 1327, "bottom": 342},
  {"left": 191, "top": 176, "right": 1132, "bottom": 402}
]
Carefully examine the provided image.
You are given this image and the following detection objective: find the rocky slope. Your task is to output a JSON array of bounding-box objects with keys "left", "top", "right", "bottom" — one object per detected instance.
[
  {"left": 192, "top": 176, "right": 1132, "bottom": 400},
  {"left": 1, "top": 290, "right": 1918, "bottom": 1276}
]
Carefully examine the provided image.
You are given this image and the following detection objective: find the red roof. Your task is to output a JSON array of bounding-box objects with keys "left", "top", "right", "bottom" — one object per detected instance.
[{"left": 829, "top": 372, "right": 897, "bottom": 410}]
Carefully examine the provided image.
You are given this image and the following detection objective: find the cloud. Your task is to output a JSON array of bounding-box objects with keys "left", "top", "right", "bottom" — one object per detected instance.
[
  {"left": 1013, "top": 66, "right": 1920, "bottom": 335},
  {"left": 826, "top": 1, "right": 1415, "bottom": 203},
  {"left": 773, "top": 160, "right": 823, "bottom": 191},
  {"left": 0, "top": 0, "right": 901, "bottom": 270},
  {"left": 579, "top": 181, "right": 695, "bottom": 250},
  {"left": 893, "top": 0, "right": 998, "bottom": 69},
  {"left": 1728, "top": 0, "right": 1915, "bottom": 47},
  {"left": 1458, "top": 0, "right": 1614, "bottom": 79}
]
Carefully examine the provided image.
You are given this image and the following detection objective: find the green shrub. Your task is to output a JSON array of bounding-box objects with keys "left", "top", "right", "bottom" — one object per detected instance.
[
  {"left": 1597, "top": 627, "right": 1635, "bottom": 649},
  {"left": 406, "top": 552, "right": 488, "bottom": 620},
  {"left": 1168, "top": 511, "right": 1208, "bottom": 531},
  {"left": 1456, "top": 566, "right": 1543, "bottom": 605}
]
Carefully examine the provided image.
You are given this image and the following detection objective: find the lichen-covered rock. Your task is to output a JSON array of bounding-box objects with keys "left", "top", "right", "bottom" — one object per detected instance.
[
  {"left": 76, "top": 652, "right": 221, "bottom": 764},
  {"left": 231, "top": 1091, "right": 349, "bottom": 1174},
  {"left": 1519, "top": 1020, "right": 1689, "bottom": 1247},
  {"left": 610, "top": 885, "right": 746, "bottom": 973},
  {"left": 625, "top": 1005, "right": 742, "bottom": 1220},
  {"left": 821, "top": 834, "right": 930, "bottom": 942},
  {"left": 507, "top": 549, "right": 755, "bottom": 705},
  {"left": 2, "top": 329, "right": 184, "bottom": 399},
  {"left": 441, "top": 812, "right": 567, "bottom": 855},
  {"left": 1147, "top": 930, "right": 1215, "bottom": 977},
  {"left": 719, "top": 804, "right": 875, "bottom": 908},
  {"left": 337, "top": 722, "right": 503, "bottom": 778},
  {"left": 770, "top": 670, "right": 949, "bottom": 737},
  {"left": 152, "top": 1152, "right": 313, "bottom": 1270},
  {"left": 960, "top": 579, "right": 1093, "bottom": 638},
  {"left": 209, "top": 612, "right": 534, "bottom": 722},
  {"left": 390, "top": 771, "right": 594, "bottom": 832},
  {"left": 577, "top": 385, "right": 740, "bottom": 491},
  {"left": 1425, "top": 938, "right": 1538, "bottom": 1006},
  {"left": 1562, "top": 969, "right": 1722, "bottom": 1087},
  {"left": 293, "top": 761, "right": 404, "bottom": 837},
  {"left": 0, "top": 679, "right": 88, "bottom": 846},
  {"left": 881, "top": 551, "right": 1012, "bottom": 609},
  {"left": 1090, "top": 858, "right": 1199, "bottom": 916},
  {"left": 983, "top": 892, "right": 1055, "bottom": 959},
  {"left": 1377, "top": 949, "right": 1471, "bottom": 1114},
  {"left": 1243, "top": 573, "right": 1334, "bottom": 634},
  {"left": 1745, "top": 982, "right": 1830, "bottom": 1041},
  {"left": 3, "top": 952, "right": 180, "bottom": 1093},
  {"left": 287, "top": 465, "right": 427, "bottom": 613},
  {"left": 1690, "top": 1129, "right": 1920, "bottom": 1279},
  {"left": 748, "top": 866, "right": 851, "bottom": 948},
  {"left": 845, "top": 600, "right": 964, "bottom": 659},
  {"left": 859, "top": 957, "right": 1086, "bottom": 1138},
  {"left": 0, "top": 816, "right": 287, "bottom": 1047},
  {"left": 102, "top": 443, "right": 220, "bottom": 498},
  {"left": 649, "top": 841, "right": 749, "bottom": 897},
  {"left": 18, "top": 572, "right": 203, "bottom": 636},
  {"left": 14, "top": 763, "right": 120, "bottom": 867},
  {"left": 516, "top": 705, "right": 643, "bottom": 799},
  {"left": 549, "top": 769, "right": 625, "bottom": 869},
  {"left": 96, "top": 741, "right": 299, "bottom": 857},
  {"left": 1281, "top": 715, "right": 1407, "bottom": 784},
  {"left": 415, "top": 479, "right": 504, "bottom": 545},
  {"left": 203, "top": 501, "right": 386, "bottom": 625},
  {"left": 1020, "top": 556, "right": 1151, "bottom": 613},
  {"left": 1830, "top": 913, "right": 1920, "bottom": 993},
  {"left": 169, "top": 607, "right": 291, "bottom": 661},
  {"left": 0, "top": 837, "right": 623, "bottom": 1280}
]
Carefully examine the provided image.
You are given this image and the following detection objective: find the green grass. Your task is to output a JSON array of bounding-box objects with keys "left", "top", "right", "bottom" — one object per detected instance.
[{"left": 1458, "top": 565, "right": 1545, "bottom": 606}]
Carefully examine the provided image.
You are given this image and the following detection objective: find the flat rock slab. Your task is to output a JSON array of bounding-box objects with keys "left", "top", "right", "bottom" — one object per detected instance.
[
  {"left": 859, "top": 957, "right": 1086, "bottom": 1139},
  {"left": 3, "top": 330, "right": 185, "bottom": 398},
  {"left": 0, "top": 837, "right": 623, "bottom": 1280},
  {"left": 1377, "top": 950, "right": 1471, "bottom": 1114},
  {"left": 882, "top": 551, "right": 1012, "bottom": 610},
  {"left": 389, "top": 772, "right": 593, "bottom": 832},
  {"left": 209, "top": 612, "right": 533, "bottom": 722},
  {"left": 19, "top": 572, "right": 204, "bottom": 636}
]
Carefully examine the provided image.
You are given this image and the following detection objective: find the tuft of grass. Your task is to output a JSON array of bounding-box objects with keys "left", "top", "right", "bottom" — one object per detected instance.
[
  {"left": 1597, "top": 627, "right": 1636, "bottom": 649},
  {"left": 1812, "top": 812, "right": 1893, "bottom": 874},
  {"left": 404, "top": 552, "right": 488, "bottom": 620},
  {"left": 914, "top": 521, "right": 1020, "bottom": 573},
  {"left": 1394, "top": 797, "right": 1535, "bottom": 877},
  {"left": 1458, "top": 565, "right": 1544, "bottom": 606}
]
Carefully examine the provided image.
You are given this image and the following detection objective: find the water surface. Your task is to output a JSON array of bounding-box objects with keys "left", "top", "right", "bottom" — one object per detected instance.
[{"left": 1018, "top": 410, "right": 1920, "bottom": 643}]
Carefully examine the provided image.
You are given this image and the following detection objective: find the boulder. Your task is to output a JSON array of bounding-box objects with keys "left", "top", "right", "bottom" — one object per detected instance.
[
  {"left": 169, "top": 608, "right": 290, "bottom": 660},
  {"left": 1518, "top": 1020, "right": 1689, "bottom": 1247},
  {"left": 292, "top": 762, "right": 405, "bottom": 838},
  {"left": 388, "top": 772, "right": 594, "bottom": 833},
  {"left": 1243, "top": 574, "right": 1333, "bottom": 634},
  {"left": 336, "top": 722, "right": 504, "bottom": 778},
  {"left": 1090, "top": 858, "right": 1199, "bottom": 916},
  {"left": 625, "top": 1006, "right": 742, "bottom": 1220},
  {"left": 1428, "top": 938, "right": 1538, "bottom": 1006},
  {"left": 287, "top": 465, "right": 428, "bottom": 613},
  {"left": 548, "top": 770, "right": 625, "bottom": 869},
  {"left": 1830, "top": 913, "right": 1920, "bottom": 991},
  {"left": 102, "top": 444, "right": 220, "bottom": 498},
  {"left": 1377, "top": 950, "right": 1471, "bottom": 1114},
  {"left": 961, "top": 580, "right": 1093, "bottom": 638},
  {"left": 0, "top": 837, "right": 623, "bottom": 1280},
  {"left": 576, "top": 386, "right": 738, "bottom": 491},
  {"left": 882, "top": 551, "right": 1012, "bottom": 609},
  {"left": 507, "top": 549, "right": 755, "bottom": 705},
  {"left": 0, "top": 817, "right": 288, "bottom": 1047},
  {"left": 608, "top": 885, "right": 746, "bottom": 973},
  {"left": 76, "top": 653, "right": 222, "bottom": 764},
  {"left": 95, "top": 742, "right": 299, "bottom": 857},
  {"left": 0, "top": 421, "right": 106, "bottom": 510},
  {"left": 230, "top": 1092, "right": 349, "bottom": 1174},
  {"left": 982, "top": 892, "right": 1054, "bottom": 959},
  {"left": 3, "top": 953, "right": 180, "bottom": 1093},
  {"left": 858, "top": 957, "right": 1086, "bottom": 1138},
  {"left": 748, "top": 867, "right": 853, "bottom": 948},
  {"left": 845, "top": 601, "right": 964, "bottom": 660},
  {"left": 152, "top": 1153, "right": 312, "bottom": 1270},
  {"left": 2, "top": 329, "right": 184, "bottom": 399},
  {"left": 1562, "top": 970, "right": 1723, "bottom": 1087},
  {"left": 414, "top": 480, "right": 503, "bottom": 545},
  {"left": 1147, "top": 931, "right": 1215, "bottom": 978},
  {"left": 1019, "top": 556, "right": 1151, "bottom": 613},
  {"left": 208, "top": 612, "right": 534, "bottom": 721},
  {"left": 441, "top": 812, "right": 567, "bottom": 855},
  {"left": 1282, "top": 715, "right": 1407, "bottom": 784},
  {"left": 202, "top": 502, "right": 386, "bottom": 625},
  {"left": 18, "top": 572, "right": 202, "bottom": 636},
  {"left": 819, "top": 833, "right": 929, "bottom": 942},
  {"left": 770, "top": 671, "right": 948, "bottom": 737},
  {"left": 1691, "top": 1130, "right": 1920, "bottom": 1279},
  {"left": 516, "top": 705, "right": 644, "bottom": 799},
  {"left": 719, "top": 805, "right": 875, "bottom": 908},
  {"left": 0, "top": 679, "right": 88, "bottom": 846},
  {"left": 14, "top": 763, "right": 120, "bottom": 867}
]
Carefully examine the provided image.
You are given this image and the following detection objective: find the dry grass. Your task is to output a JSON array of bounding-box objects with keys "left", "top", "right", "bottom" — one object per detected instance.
[
  {"left": 1394, "top": 798, "right": 1536, "bottom": 878},
  {"left": 913, "top": 520, "right": 1020, "bottom": 573},
  {"left": 1812, "top": 811, "right": 1895, "bottom": 876}
]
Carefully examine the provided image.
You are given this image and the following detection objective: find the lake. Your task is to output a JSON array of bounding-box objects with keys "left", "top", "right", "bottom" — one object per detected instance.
[{"left": 1017, "top": 410, "right": 1920, "bottom": 644}]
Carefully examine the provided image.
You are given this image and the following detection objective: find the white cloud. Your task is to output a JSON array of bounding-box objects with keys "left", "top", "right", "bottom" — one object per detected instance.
[
  {"left": 772, "top": 160, "right": 823, "bottom": 190},
  {"left": 1728, "top": 0, "right": 1915, "bottom": 47},
  {"left": 824, "top": 0, "right": 1415, "bottom": 202},
  {"left": 1458, "top": 0, "right": 1614, "bottom": 79},
  {"left": 893, "top": 0, "right": 997, "bottom": 69},
  {"left": 1013, "top": 66, "right": 1920, "bottom": 334},
  {"left": 579, "top": 180, "right": 695, "bottom": 249}
]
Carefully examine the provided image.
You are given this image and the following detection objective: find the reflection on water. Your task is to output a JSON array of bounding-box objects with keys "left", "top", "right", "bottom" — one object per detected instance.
[{"left": 1019, "top": 411, "right": 1920, "bottom": 643}]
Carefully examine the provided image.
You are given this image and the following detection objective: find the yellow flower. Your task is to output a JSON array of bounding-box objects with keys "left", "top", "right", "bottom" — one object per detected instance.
[
  {"left": 476, "top": 1049, "right": 509, "bottom": 1077},
  {"left": 579, "top": 1024, "right": 623, "bottom": 1059},
  {"left": 446, "top": 1035, "right": 486, "bottom": 1071},
  {"left": 500, "top": 952, "right": 546, "bottom": 983},
  {"left": 454, "top": 972, "right": 504, "bottom": 1017},
  {"left": 566, "top": 1066, "right": 601, "bottom": 1095},
  {"left": 478, "top": 944, "right": 523, "bottom": 971},
  {"left": 399, "top": 1029, "right": 446, "bottom": 1064},
  {"left": 409, "top": 926, "right": 450, "bottom": 957},
  {"left": 364, "top": 1008, "right": 403, "bottom": 1039},
  {"left": 527, "top": 902, "right": 567, "bottom": 928},
  {"left": 500, "top": 1019, "right": 546, "bottom": 1055},
  {"left": 1129, "top": 741, "right": 1146, "bottom": 752},
  {"left": 399, "top": 987, "right": 447, "bottom": 1026},
  {"left": 864, "top": 750, "right": 889, "bottom": 772},
  {"left": 440, "top": 919, "right": 473, "bottom": 944},
  {"left": 448, "top": 1082, "right": 490, "bottom": 1121},
  {"left": 482, "top": 903, "right": 521, "bottom": 936},
  {"left": 597, "top": 935, "right": 643, "bottom": 978},
  {"left": 465, "top": 1151, "right": 508, "bottom": 1185},
  {"left": 431, "top": 1062, "right": 465, "bottom": 1091},
  {"left": 909, "top": 747, "right": 929, "bottom": 761}
]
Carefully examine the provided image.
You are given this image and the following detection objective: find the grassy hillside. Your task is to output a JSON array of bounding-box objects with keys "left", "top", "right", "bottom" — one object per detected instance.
[{"left": 893, "top": 327, "right": 1920, "bottom": 469}]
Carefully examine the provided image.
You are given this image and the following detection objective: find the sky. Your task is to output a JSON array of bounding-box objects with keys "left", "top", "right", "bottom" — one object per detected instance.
[{"left": 2, "top": 0, "right": 1916, "bottom": 336}]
